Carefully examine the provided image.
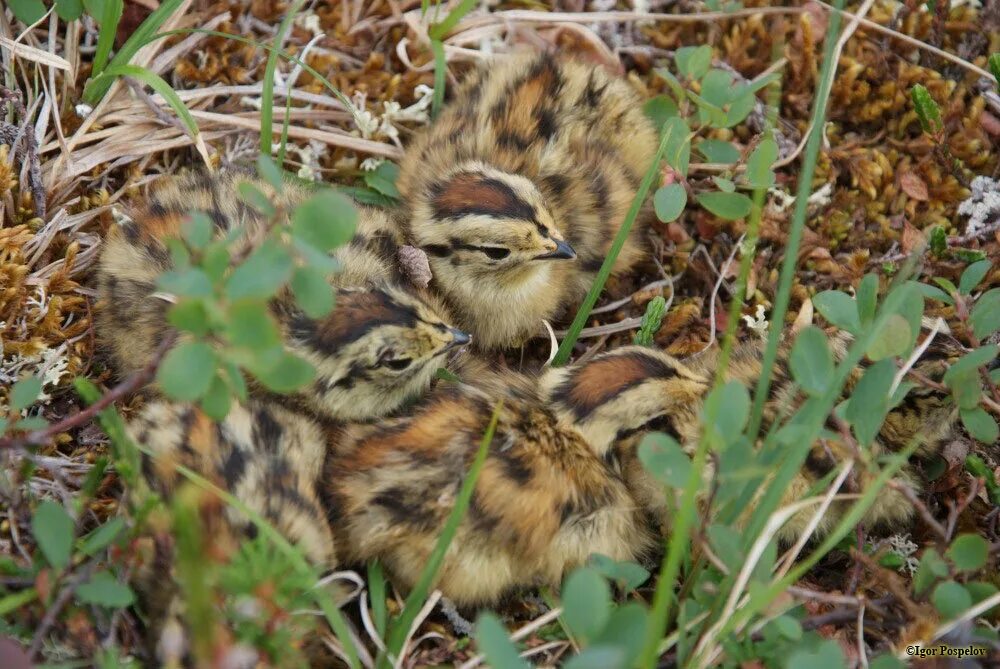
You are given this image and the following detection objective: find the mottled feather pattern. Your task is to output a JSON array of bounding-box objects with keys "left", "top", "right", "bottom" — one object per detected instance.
[
  {"left": 398, "top": 54, "right": 658, "bottom": 349},
  {"left": 90, "top": 53, "right": 965, "bottom": 651}
]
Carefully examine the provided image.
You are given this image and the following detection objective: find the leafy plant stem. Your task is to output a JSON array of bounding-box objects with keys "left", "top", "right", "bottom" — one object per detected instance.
[
  {"left": 552, "top": 121, "right": 676, "bottom": 366},
  {"left": 746, "top": 0, "right": 846, "bottom": 438},
  {"left": 260, "top": 0, "right": 308, "bottom": 155}
]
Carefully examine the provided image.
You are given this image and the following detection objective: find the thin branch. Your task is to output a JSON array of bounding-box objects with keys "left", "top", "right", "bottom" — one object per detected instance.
[{"left": 0, "top": 334, "right": 177, "bottom": 451}]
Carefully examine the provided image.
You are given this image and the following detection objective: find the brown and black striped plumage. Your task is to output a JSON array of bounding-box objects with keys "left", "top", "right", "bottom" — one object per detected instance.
[
  {"left": 398, "top": 54, "right": 658, "bottom": 349},
  {"left": 96, "top": 170, "right": 469, "bottom": 422},
  {"left": 541, "top": 338, "right": 960, "bottom": 544}
]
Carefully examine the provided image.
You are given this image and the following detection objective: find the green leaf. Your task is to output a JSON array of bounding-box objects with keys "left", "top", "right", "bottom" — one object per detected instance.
[
  {"left": 200, "top": 374, "right": 231, "bottom": 421},
  {"left": 561, "top": 567, "right": 611, "bottom": 641},
  {"left": 79, "top": 518, "right": 125, "bottom": 557},
  {"left": 182, "top": 212, "right": 212, "bottom": 250},
  {"left": 929, "top": 226, "right": 948, "bottom": 256},
  {"left": 789, "top": 326, "right": 833, "bottom": 396},
  {"left": 156, "top": 341, "right": 215, "bottom": 401},
  {"left": 771, "top": 615, "right": 802, "bottom": 640},
  {"left": 226, "top": 300, "right": 280, "bottom": 351},
  {"left": 696, "top": 139, "right": 740, "bottom": 164},
  {"left": 695, "top": 191, "right": 753, "bottom": 220},
  {"left": 941, "top": 341, "right": 994, "bottom": 384},
  {"left": 256, "top": 154, "right": 285, "bottom": 191},
  {"left": 960, "top": 407, "right": 999, "bottom": 444},
  {"left": 236, "top": 181, "right": 276, "bottom": 216},
  {"left": 291, "top": 266, "right": 335, "bottom": 319},
  {"left": 846, "top": 359, "right": 895, "bottom": 446},
  {"left": 10, "top": 377, "right": 43, "bottom": 412},
  {"left": 813, "top": 290, "right": 861, "bottom": 333},
  {"left": 564, "top": 647, "right": 627, "bottom": 669},
  {"left": 76, "top": 571, "right": 136, "bottom": 608},
  {"left": 91, "top": 64, "right": 201, "bottom": 146},
  {"left": 250, "top": 352, "right": 315, "bottom": 394},
  {"left": 712, "top": 176, "right": 736, "bottom": 193},
  {"left": 10, "top": 0, "right": 46, "bottom": 24},
  {"left": 990, "top": 53, "right": 1000, "bottom": 87},
  {"left": 869, "top": 655, "right": 906, "bottom": 669},
  {"left": 915, "top": 282, "right": 953, "bottom": 305},
  {"left": 675, "top": 45, "right": 713, "bottom": 80},
  {"left": 913, "top": 548, "right": 949, "bottom": 595},
  {"left": 225, "top": 240, "right": 293, "bottom": 301},
  {"left": 642, "top": 95, "right": 679, "bottom": 129},
  {"left": 16, "top": 417, "right": 47, "bottom": 431},
  {"left": 970, "top": 288, "right": 1000, "bottom": 341},
  {"left": 911, "top": 84, "right": 942, "bottom": 133},
  {"left": 856, "top": 273, "right": 879, "bottom": 326},
  {"left": 787, "top": 639, "right": 846, "bottom": 669},
  {"left": 707, "top": 524, "right": 745, "bottom": 572},
  {"left": 744, "top": 138, "right": 777, "bottom": 190},
  {"left": 31, "top": 501, "right": 74, "bottom": 570},
  {"left": 292, "top": 190, "right": 359, "bottom": 252},
  {"left": 653, "top": 184, "right": 687, "bottom": 223},
  {"left": 633, "top": 296, "right": 667, "bottom": 346},
  {"left": 157, "top": 268, "right": 213, "bottom": 298},
  {"left": 948, "top": 369, "right": 983, "bottom": 411},
  {"left": 932, "top": 580, "right": 972, "bottom": 619},
  {"left": 703, "top": 381, "right": 750, "bottom": 446},
  {"left": 363, "top": 162, "right": 401, "bottom": 199},
  {"left": 946, "top": 533, "right": 989, "bottom": 572},
  {"left": 56, "top": 0, "right": 85, "bottom": 20},
  {"left": 588, "top": 554, "right": 650, "bottom": 590},
  {"left": 661, "top": 116, "right": 691, "bottom": 177},
  {"left": 966, "top": 581, "right": 999, "bottom": 611},
  {"left": 959, "top": 260, "right": 991, "bottom": 294},
  {"left": 167, "top": 300, "right": 210, "bottom": 337},
  {"left": 475, "top": 613, "right": 529, "bottom": 669},
  {"left": 866, "top": 314, "right": 911, "bottom": 361},
  {"left": 590, "top": 603, "right": 647, "bottom": 667},
  {"left": 201, "top": 242, "right": 231, "bottom": 283},
  {"left": 653, "top": 68, "right": 688, "bottom": 105},
  {"left": 638, "top": 432, "right": 691, "bottom": 488}
]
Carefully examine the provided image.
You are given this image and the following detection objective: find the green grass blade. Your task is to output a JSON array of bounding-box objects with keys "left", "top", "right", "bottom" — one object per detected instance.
[
  {"left": 430, "top": 40, "right": 447, "bottom": 119},
  {"left": 260, "top": 0, "right": 308, "bottom": 155},
  {"left": 133, "top": 29, "right": 358, "bottom": 128},
  {"left": 88, "top": 64, "right": 203, "bottom": 148},
  {"left": 91, "top": 0, "right": 123, "bottom": 78},
  {"left": 428, "top": 0, "right": 476, "bottom": 40},
  {"left": 745, "top": 0, "right": 846, "bottom": 439},
  {"left": 367, "top": 560, "right": 388, "bottom": 638},
  {"left": 551, "top": 122, "right": 675, "bottom": 366},
  {"left": 381, "top": 401, "right": 503, "bottom": 667},
  {"left": 84, "top": 0, "right": 186, "bottom": 104}
]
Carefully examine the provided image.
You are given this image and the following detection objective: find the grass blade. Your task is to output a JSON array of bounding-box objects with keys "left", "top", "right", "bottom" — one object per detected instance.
[
  {"left": 83, "top": 0, "right": 187, "bottom": 104},
  {"left": 87, "top": 64, "right": 211, "bottom": 166},
  {"left": 551, "top": 121, "right": 676, "bottom": 366},
  {"left": 381, "top": 401, "right": 503, "bottom": 668},
  {"left": 260, "top": 0, "right": 308, "bottom": 155},
  {"left": 91, "top": 0, "right": 123, "bottom": 77}
]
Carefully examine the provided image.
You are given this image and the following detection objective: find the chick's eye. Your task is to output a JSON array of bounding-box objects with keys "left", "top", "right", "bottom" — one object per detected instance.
[
  {"left": 480, "top": 246, "right": 510, "bottom": 260},
  {"left": 384, "top": 357, "right": 413, "bottom": 371}
]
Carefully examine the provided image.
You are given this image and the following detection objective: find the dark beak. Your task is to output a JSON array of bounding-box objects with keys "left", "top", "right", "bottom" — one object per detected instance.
[
  {"left": 445, "top": 328, "right": 472, "bottom": 350},
  {"left": 535, "top": 239, "right": 576, "bottom": 260}
]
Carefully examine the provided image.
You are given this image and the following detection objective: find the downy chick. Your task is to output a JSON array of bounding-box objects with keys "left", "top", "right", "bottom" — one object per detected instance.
[
  {"left": 96, "top": 170, "right": 469, "bottom": 421},
  {"left": 540, "top": 339, "right": 959, "bottom": 544},
  {"left": 321, "top": 364, "right": 654, "bottom": 606},
  {"left": 398, "top": 53, "right": 658, "bottom": 349}
]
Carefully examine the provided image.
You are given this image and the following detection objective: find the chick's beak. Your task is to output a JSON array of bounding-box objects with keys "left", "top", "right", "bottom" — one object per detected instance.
[
  {"left": 535, "top": 238, "right": 576, "bottom": 260},
  {"left": 445, "top": 328, "right": 472, "bottom": 350}
]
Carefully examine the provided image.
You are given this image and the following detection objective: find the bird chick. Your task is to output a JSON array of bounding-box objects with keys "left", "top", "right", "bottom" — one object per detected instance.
[
  {"left": 540, "top": 339, "right": 959, "bottom": 544},
  {"left": 398, "top": 54, "right": 658, "bottom": 349},
  {"left": 321, "top": 367, "right": 654, "bottom": 607},
  {"left": 96, "top": 170, "right": 469, "bottom": 421}
]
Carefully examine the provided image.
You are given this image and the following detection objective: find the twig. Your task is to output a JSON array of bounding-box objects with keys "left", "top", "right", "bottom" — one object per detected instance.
[
  {"left": 0, "top": 86, "right": 46, "bottom": 218},
  {"left": 886, "top": 480, "right": 949, "bottom": 543},
  {"left": 0, "top": 334, "right": 177, "bottom": 451},
  {"left": 28, "top": 564, "right": 94, "bottom": 659}
]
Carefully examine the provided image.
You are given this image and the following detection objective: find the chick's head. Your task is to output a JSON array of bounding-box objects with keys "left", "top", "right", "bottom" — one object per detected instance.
[{"left": 285, "top": 287, "right": 469, "bottom": 420}]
